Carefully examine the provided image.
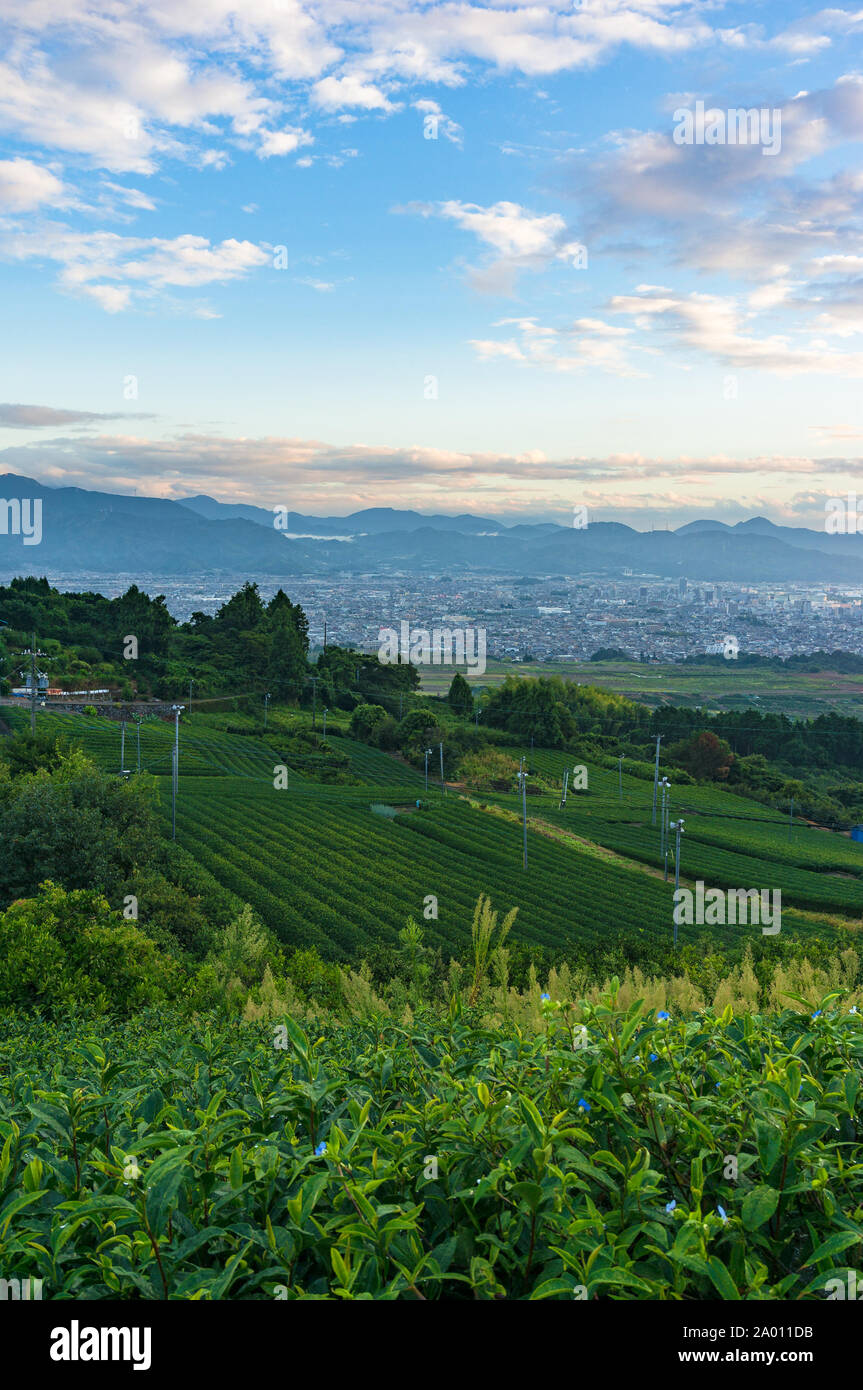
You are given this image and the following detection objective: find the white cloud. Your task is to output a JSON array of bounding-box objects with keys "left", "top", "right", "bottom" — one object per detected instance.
[
  {"left": 0, "top": 157, "right": 69, "bottom": 212},
  {"left": 471, "top": 314, "right": 642, "bottom": 376},
  {"left": 256, "top": 126, "right": 314, "bottom": 158},
  {"left": 0, "top": 223, "right": 271, "bottom": 311},
  {"left": 100, "top": 181, "right": 157, "bottom": 211},
  {"left": 297, "top": 276, "right": 336, "bottom": 292},
  {"left": 401, "top": 198, "right": 586, "bottom": 291},
  {"left": 413, "top": 98, "right": 463, "bottom": 145},
  {"left": 312, "top": 75, "right": 394, "bottom": 112},
  {"left": 0, "top": 0, "right": 737, "bottom": 181},
  {"left": 609, "top": 284, "right": 863, "bottom": 376},
  {"left": 8, "top": 428, "right": 863, "bottom": 527}
]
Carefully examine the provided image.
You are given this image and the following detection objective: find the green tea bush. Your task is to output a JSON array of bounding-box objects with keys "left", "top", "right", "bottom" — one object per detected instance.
[{"left": 1, "top": 986, "right": 860, "bottom": 1300}]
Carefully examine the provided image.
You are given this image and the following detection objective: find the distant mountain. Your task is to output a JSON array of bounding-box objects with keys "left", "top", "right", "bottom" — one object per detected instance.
[
  {"left": 177, "top": 496, "right": 505, "bottom": 535},
  {"left": 675, "top": 519, "right": 732, "bottom": 535},
  {"left": 0, "top": 474, "right": 318, "bottom": 575},
  {"left": 677, "top": 514, "right": 863, "bottom": 557},
  {"left": 3, "top": 474, "right": 863, "bottom": 581}
]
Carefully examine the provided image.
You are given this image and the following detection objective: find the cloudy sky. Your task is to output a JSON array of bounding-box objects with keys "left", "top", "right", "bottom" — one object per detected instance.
[{"left": 1, "top": 0, "right": 862, "bottom": 526}]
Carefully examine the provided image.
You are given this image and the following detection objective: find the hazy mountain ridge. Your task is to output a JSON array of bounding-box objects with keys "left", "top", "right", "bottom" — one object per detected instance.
[{"left": 1, "top": 474, "right": 861, "bottom": 580}]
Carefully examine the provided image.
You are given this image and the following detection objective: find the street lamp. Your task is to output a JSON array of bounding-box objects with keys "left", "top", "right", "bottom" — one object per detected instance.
[
  {"left": 424, "top": 746, "right": 433, "bottom": 792},
  {"left": 263, "top": 691, "right": 271, "bottom": 727},
  {"left": 171, "top": 704, "right": 185, "bottom": 840},
  {"left": 659, "top": 776, "right": 671, "bottom": 875},
  {"left": 517, "top": 763, "right": 528, "bottom": 869},
  {"left": 670, "top": 818, "right": 685, "bottom": 947}
]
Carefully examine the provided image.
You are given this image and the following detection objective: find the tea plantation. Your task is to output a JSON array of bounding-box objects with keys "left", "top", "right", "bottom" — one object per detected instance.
[
  {"left": 6, "top": 706, "right": 862, "bottom": 968},
  {"left": 1, "top": 996, "right": 861, "bottom": 1300}
]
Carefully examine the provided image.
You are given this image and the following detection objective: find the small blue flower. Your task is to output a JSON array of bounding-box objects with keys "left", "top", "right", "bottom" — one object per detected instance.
[
  {"left": 717, "top": 1205, "right": 727, "bottom": 1223},
  {"left": 577, "top": 1099, "right": 591, "bottom": 1113},
  {"left": 649, "top": 1053, "right": 659, "bottom": 1062},
  {"left": 657, "top": 1010, "right": 671, "bottom": 1021},
  {"left": 540, "top": 993, "right": 550, "bottom": 1002},
  {"left": 634, "top": 1055, "right": 640, "bottom": 1062},
  {"left": 665, "top": 1200, "right": 676, "bottom": 1214},
  {"left": 715, "top": 1082, "right": 720, "bottom": 1090},
  {"left": 812, "top": 1010, "right": 822, "bottom": 1020},
  {"left": 315, "top": 1142, "right": 327, "bottom": 1157}
]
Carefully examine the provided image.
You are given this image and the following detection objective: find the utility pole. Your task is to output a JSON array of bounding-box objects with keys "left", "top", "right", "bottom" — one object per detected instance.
[
  {"left": 322, "top": 707, "right": 328, "bottom": 740},
  {"left": 671, "top": 818, "right": 685, "bottom": 947},
  {"left": 120, "top": 719, "right": 126, "bottom": 773},
  {"left": 171, "top": 704, "right": 185, "bottom": 840},
  {"left": 188, "top": 678, "right": 194, "bottom": 714},
  {"left": 424, "top": 746, "right": 433, "bottom": 792},
  {"left": 310, "top": 676, "right": 318, "bottom": 731},
  {"left": 618, "top": 754, "right": 624, "bottom": 799},
  {"left": 660, "top": 777, "right": 667, "bottom": 861},
  {"left": 517, "top": 762, "right": 528, "bottom": 869},
  {"left": 789, "top": 795, "right": 794, "bottom": 840},
  {"left": 26, "top": 631, "right": 48, "bottom": 734},
  {"left": 30, "top": 631, "right": 37, "bottom": 733},
  {"left": 659, "top": 776, "right": 670, "bottom": 873},
  {"left": 651, "top": 734, "right": 662, "bottom": 825},
  {"left": 263, "top": 691, "right": 271, "bottom": 728},
  {"left": 439, "top": 741, "right": 446, "bottom": 796},
  {"left": 559, "top": 767, "right": 569, "bottom": 809},
  {"left": 662, "top": 781, "right": 672, "bottom": 880},
  {"left": 134, "top": 715, "right": 142, "bottom": 773}
]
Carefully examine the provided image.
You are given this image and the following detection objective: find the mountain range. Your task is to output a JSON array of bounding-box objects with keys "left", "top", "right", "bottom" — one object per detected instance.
[{"left": 1, "top": 473, "right": 862, "bottom": 583}]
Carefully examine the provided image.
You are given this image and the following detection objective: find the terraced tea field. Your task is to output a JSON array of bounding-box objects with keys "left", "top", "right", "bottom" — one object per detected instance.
[
  {"left": 164, "top": 774, "right": 843, "bottom": 963},
  {"left": 497, "top": 749, "right": 863, "bottom": 916},
  {"left": 1, "top": 706, "right": 284, "bottom": 779},
  {"left": 5, "top": 705, "right": 861, "bottom": 963}
]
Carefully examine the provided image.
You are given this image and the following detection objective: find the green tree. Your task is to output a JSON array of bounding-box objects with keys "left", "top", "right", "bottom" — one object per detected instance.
[
  {"left": 267, "top": 590, "right": 309, "bottom": 651},
  {"left": 447, "top": 671, "right": 474, "bottom": 717},
  {"left": 0, "top": 729, "right": 69, "bottom": 776},
  {"left": 670, "top": 730, "right": 735, "bottom": 782},
  {"left": 215, "top": 581, "right": 265, "bottom": 631},
  {"left": 349, "top": 703, "right": 390, "bottom": 743},
  {"left": 0, "top": 882, "right": 181, "bottom": 1013},
  {"left": 266, "top": 612, "right": 308, "bottom": 700}
]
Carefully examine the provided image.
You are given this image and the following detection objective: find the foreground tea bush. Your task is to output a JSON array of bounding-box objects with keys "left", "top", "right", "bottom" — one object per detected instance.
[{"left": 1, "top": 990, "right": 861, "bottom": 1299}]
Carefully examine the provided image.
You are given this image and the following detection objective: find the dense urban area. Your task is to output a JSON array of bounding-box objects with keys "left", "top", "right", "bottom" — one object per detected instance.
[{"left": 5, "top": 569, "right": 863, "bottom": 664}]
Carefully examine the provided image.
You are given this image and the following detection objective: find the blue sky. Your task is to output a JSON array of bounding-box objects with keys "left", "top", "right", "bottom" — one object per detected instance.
[{"left": 1, "top": 0, "right": 862, "bottom": 526}]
